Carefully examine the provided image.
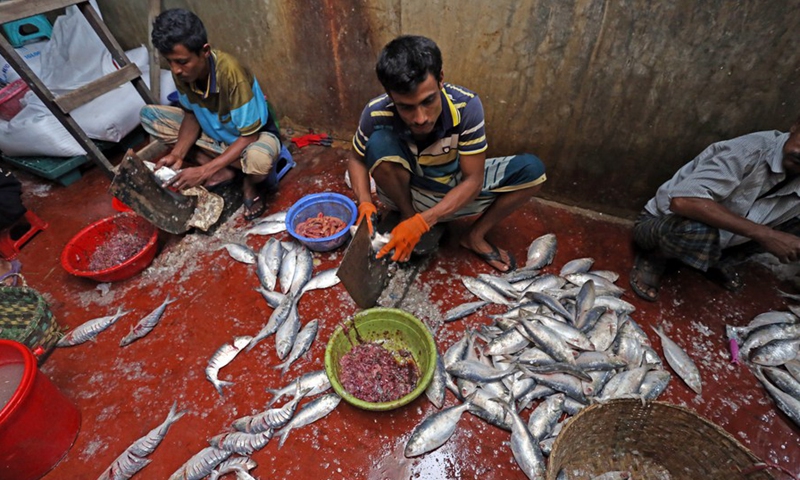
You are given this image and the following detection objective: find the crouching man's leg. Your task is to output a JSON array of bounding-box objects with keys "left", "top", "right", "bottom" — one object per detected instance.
[
  {"left": 631, "top": 213, "right": 726, "bottom": 301},
  {"left": 234, "top": 132, "right": 282, "bottom": 221},
  {"left": 460, "top": 154, "right": 546, "bottom": 272}
]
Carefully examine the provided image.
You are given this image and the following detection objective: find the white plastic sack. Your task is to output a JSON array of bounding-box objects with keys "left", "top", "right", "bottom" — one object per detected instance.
[{"left": 0, "top": 40, "right": 47, "bottom": 85}]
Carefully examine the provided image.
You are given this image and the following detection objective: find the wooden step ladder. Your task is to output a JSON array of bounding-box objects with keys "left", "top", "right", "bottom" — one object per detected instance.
[{"left": 0, "top": 0, "right": 157, "bottom": 177}]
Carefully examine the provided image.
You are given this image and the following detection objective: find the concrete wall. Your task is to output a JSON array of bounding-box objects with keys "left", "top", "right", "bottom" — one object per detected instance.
[{"left": 96, "top": 0, "right": 800, "bottom": 217}]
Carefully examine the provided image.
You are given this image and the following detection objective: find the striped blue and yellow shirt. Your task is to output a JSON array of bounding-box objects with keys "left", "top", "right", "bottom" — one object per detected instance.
[
  {"left": 352, "top": 83, "right": 488, "bottom": 186},
  {"left": 175, "top": 49, "right": 278, "bottom": 145}
]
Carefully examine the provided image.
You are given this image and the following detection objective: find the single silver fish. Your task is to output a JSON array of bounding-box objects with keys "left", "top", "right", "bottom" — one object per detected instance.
[
  {"left": 425, "top": 351, "right": 447, "bottom": 409},
  {"left": 256, "top": 241, "right": 278, "bottom": 291},
  {"left": 525, "top": 233, "right": 557, "bottom": 270},
  {"left": 404, "top": 395, "right": 474, "bottom": 457},
  {"left": 749, "top": 338, "right": 800, "bottom": 366},
  {"left": 496, "top": 398, "right": 547, "bottom": 480},
  {"left": 274, "top": 319, "right": 318, "bottom": 377},
  {"left": 559, "top": 257, "right": 594, "bottom": 276},
  {"left": 266, "top": 370, "right": 331, "bottom": 407},
  {"left": 206, "top": 336, "right": 252, "bottom": 396},
  {"left": 278, "top": 248, "right": 298, "bottom": 294},
  {"left": 534, "top": 314, "right": 594, "bottom": 351},
  {"left": 485, "top": 328, "right": 531, "bottom": 356},
  {"left": 462, "top": 276, "right": 513, "bottom": 305},
  {"left": 128, "top": 401, "right": 187, "bottom": 457},
  {"left": 276, "top": 393, "right": 341, "bottom": 448},
  {"left": 234, "top": 386, "right": 307, "bottom": 432},
  {"left": 222, "top": 243, "right": 256, "bottom": 264},
  {"left": 120, "top": 296, "right": 176, "bottom": 347},
  {"left": 754, "top": 367, "right": 800, "bottom": 428},
  {"left": 57, "top": 307, "right": 128, "bottom": 347},
  {"left": 639, "top": 369, "right": 672, "bottom": 401},
  {"left": 289, "top": 247, "right": 313, "bottom": 297},
  {"left": 565, "top": 273, "right": 624, "bottom": 297},
  {"left": 168, "top": 446, "right": 232, "bottom": 480},
  {"left": 447, "top": 359, "right": 517, "bottom": 383},
  {"left": 244, "top": 220, "right": 286, "bottom": 236},
  {"left": 785, "top": 359, "right": 800, "bottom": 383},
  {"left": 297, "top": 268, "right": 340, "bottom": 298},
  {"left": 208, "top": 430, "right": 272, "bottom": 455},
  {"left": 652, "top": 326, "right": 702, "bottom": 395},
  {"left": 477, "top": 273, "right": 520, "bottom": 300},
  {"left": 275, "top": 301, "right": 301, "bottom": 360},
  {"left": 527, "top": 393, "right": 565, "bottom": 441},
  {"left": 594, "top": 296, "right": 636, "bottom": 315},
  {"left": 208, "top": 457, "right": 258, "bottom": 480},
  {"left": 256, "top": 210, "right": 288, "bottom": 224},
  {"left": 256, "top": 286, "right": 286, "bottom": 309},
  {"left": 525, "top": 292, "right": 574, "bottom": 323},
  {"left": 247, "top": 295, "right": 294, "bottom": 351},
  {"left": 586, "top": 310, "right": 619, "bottom": 353},
  {"left": 468, "top": 387, "right": 513, "bottom": 431},
  {"left": 516, "top": 318, "right": 577, "bottom": 365},
  {"left": 444, "top": 300, "right": 489, "bottom": 323},
  {"left": 97, "top": 451, "right": 151, "bottom": 480},
  {"left": 761, "top": 367, "right": 800, "bottom": 398}
]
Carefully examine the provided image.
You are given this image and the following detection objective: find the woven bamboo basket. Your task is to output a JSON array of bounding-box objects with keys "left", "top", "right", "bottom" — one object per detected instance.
[
  {"left": 546, "top": 399, "right": 774, "bottom": 480},
  {"left": 0, "top": 274, "right": 61, "bottom": 363}
]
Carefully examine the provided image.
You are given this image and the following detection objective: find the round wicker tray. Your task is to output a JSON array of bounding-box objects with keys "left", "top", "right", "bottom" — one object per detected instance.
[{"left": 546, "top": 399, "right": 774, "bottom": 480}]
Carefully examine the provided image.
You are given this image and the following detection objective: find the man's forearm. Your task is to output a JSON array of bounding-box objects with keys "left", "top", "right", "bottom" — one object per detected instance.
[
  {"left": 203, "top": 134, "right": 259, "bottom": 175},
  {"left": 172, "top": 113, "right": 202, "bottom": 159},
  {"left": 669, "top": 196, "right": 771, "bottom": 242},
  {"left": 421, "top": 177, "right": 482, "bottom": 227},
  {"left": 347, "top": 152, "right": 373, "bottom": 205}
]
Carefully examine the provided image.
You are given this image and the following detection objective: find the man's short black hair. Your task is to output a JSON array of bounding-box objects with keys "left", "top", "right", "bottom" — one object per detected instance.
[
  {"left": 151, "top": 9, "right": 208, "bottom": 55},
  {"left": 376, "top": 35, "right": 443, "bottom": 94}
]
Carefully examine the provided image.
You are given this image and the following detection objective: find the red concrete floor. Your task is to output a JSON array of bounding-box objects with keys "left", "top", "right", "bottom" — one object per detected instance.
[{"left": 4, "top": 139, "right": 799, "bottom": 479}]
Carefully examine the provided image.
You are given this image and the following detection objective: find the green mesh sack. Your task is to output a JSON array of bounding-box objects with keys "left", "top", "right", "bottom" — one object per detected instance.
[{"left": 0, "top": 274, "right": 61, "bottom": 363}]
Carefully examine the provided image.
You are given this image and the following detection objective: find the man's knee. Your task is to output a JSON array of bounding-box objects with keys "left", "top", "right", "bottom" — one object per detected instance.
[{"left": 364, "top": 129, "right": 410, "bottom": 171}]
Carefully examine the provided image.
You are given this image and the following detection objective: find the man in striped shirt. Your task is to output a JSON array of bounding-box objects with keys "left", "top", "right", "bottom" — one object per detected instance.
[
  {"left": 631, "top": 123, "right": 800, "bottom": 301},
  {"left": 140, "top": 9, "right": 283, "bottom": 221},
  {"left": 347, "top": 35, "right": 547, "bottom": 272}
]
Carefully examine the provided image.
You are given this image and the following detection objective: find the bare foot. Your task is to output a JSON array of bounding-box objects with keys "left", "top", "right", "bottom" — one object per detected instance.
[{"left": 460, "top": 237, "right": 516, "bottom": 272}]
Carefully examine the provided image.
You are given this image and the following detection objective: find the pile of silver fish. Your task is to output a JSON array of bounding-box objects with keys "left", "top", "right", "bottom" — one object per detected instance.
[
  {"left": 413, "top": 233, "right": 705, "bottom": 479},
  {"left": 206, "top": 216, "right": 340, "bottom": 396},
  {"left": 169, "top": 370, "right": 337, "bottom": 480},
  {"left": 728, "top": 300, "right": 800, "bottom": 428}
]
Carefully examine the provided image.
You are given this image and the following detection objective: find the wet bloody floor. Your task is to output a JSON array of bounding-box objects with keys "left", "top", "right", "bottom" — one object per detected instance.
[{"left": 5, "top": 138, "right": 799, "bottom": 479}]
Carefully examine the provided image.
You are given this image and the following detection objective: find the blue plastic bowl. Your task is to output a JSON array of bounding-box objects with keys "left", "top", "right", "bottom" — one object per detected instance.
[{"left": 286, "top": 193, "right": 357, "bottom": 251}]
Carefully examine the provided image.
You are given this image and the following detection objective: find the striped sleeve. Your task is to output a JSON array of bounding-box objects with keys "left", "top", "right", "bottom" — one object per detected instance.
[
  {"left": 352, "top": 94, "right": 391, "bottom": 156},
  {"left": 458, "top": 95, "right": 487, "bottom": 155},
  {"left": 669, "top": 142, "right": 756, "bottom": 202}
]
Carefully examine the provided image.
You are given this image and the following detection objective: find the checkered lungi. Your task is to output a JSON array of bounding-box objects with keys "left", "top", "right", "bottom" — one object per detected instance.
[
  {"left": 633, "top": 211, "right": 800, "bottom": 271},
  {"left": 363, "top": 129, "right": 547, "bottom": 222},
  {"left": 140, "top": 105, "right": 280, "bottom": 176}
]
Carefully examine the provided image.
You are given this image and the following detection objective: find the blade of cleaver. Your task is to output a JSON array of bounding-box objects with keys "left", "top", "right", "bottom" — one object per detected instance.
[{"left": 336, "top": 218, "right": 390, "bottom": 309}]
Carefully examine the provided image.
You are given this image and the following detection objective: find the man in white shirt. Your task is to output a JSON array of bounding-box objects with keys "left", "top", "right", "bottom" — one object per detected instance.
[{"left": 630, "top": 121, "right": 800, "bottom": 301}]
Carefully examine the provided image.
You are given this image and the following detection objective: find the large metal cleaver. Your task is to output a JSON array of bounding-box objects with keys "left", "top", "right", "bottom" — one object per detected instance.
[{"left": 337, "top": 219, "right": 390, "bottom": 309}]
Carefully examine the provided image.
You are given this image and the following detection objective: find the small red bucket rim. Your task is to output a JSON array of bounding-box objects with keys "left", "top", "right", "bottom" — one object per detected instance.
[
  {"left": 60, "top": 212, "right": 158, "bottom": 277},
  {"left": 0, "top": 340, "right": 35, "bottom": 425}
]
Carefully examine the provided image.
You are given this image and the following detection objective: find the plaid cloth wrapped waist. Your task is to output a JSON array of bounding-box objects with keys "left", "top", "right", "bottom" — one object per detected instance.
[{"left": 633, "top": 211, "right": 800, "bottom": 272}]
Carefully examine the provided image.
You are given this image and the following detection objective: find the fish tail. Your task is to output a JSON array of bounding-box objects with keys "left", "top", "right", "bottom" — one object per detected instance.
[
  {"left": 166, "top": 400, "right": 187, "bottom": 424},
  {"left": 214, "top": 379, "right": 235, "bottom": 396},
  {"left": 245, "top": 338, "right": 261, "bottom": 352},
  {"left": 265, "top": 389, "right": 281, "bottom": 407},
  {"left": 277, "top": 427, "right": 292, "bottom": 449}
]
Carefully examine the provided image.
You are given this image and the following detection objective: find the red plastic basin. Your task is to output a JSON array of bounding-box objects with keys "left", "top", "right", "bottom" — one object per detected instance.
[
  {"left": 61, "top": 212, "right": 159, "bottom": 282},
  {"left": 0, "top": 340, "right": 80, "bottom": 480}
]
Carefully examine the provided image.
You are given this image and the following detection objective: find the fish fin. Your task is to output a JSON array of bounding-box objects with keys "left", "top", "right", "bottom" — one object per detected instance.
[
  {"left": 265, "top": 389, "right": 280, "bottom": 407},
  {"left": 214, "top": 379, "right": 235, "bottom": 396},
  {"left": 277, "top": 427, "right": 291, "bottom": 449}
]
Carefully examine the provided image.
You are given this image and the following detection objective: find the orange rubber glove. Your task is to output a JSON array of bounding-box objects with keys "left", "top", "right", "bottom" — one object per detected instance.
[
  {"left": 357, "top": 201, "right": 377, "bottom": 235},
  {"left": 377, "top": 213, "right": 430, "bottom": 262}
]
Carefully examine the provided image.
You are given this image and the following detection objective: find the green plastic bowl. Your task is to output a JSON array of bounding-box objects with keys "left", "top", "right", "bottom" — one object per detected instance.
[{"left": 324, "top": 308, "right": 437, "bottom": 411}]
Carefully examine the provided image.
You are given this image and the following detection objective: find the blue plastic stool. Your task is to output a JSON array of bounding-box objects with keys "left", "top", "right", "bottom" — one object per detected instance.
[
  {"left": 3, "top": 14, "right": 52, "bottom": 48},
  {"left": 265, "top": 145, "right": 295, "bottom": 190}
]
